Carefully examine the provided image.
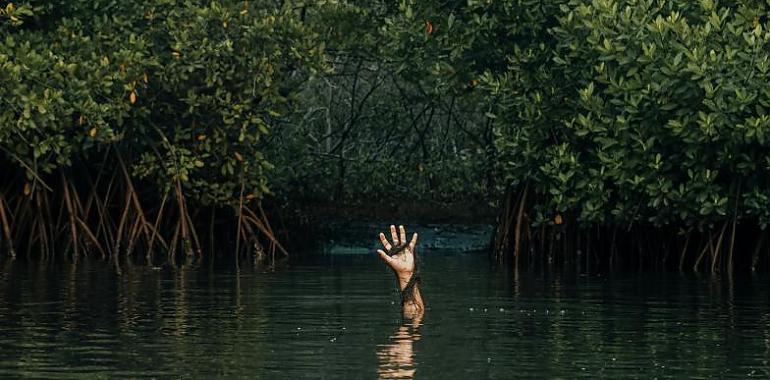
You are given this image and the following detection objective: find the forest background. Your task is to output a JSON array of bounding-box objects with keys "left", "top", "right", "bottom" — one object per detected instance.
[{"left": 2, "top": 0, "right": 770, "bottom": 273}]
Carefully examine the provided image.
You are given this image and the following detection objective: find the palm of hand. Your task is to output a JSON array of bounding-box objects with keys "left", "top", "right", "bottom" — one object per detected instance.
[
  {"left": 389, "top": 247, "right": 415, "bottom": 274},
  {"left": 376, "top": 225, "right": 418, "bottom": 278}
]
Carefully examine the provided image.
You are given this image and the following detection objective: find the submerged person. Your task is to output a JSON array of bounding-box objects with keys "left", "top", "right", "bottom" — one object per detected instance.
[{"left": 376, "top": 225, "right": 424, "bottom": 318}]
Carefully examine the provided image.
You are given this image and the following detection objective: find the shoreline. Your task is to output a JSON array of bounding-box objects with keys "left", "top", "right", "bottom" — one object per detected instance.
[{"left": 278, "top": 198, "right": 498, "bottom": 225}]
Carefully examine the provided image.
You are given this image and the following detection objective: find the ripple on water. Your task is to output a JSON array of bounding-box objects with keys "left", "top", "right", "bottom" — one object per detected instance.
[{"left": 1, "top": 253, "right": 769, "bottom": 379}]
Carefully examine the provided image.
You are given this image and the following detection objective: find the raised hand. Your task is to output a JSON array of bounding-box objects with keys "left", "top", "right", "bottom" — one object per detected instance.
[
  {"left": 376, "top": 224, "right": 424, "bottom": 316},
  {"left": 376, "top": 225, "right": 418, "bottom": 283}
]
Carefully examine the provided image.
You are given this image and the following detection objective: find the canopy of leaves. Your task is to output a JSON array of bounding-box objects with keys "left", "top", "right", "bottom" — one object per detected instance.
[
  {"left": 0, "top": 0, "right": 323, "bottom": 206},
  {"left": 4, "top": 0, "right": 770, "bottom": 234},
  {"left": 491, "top": 0, "right": 770, "bottom": 229}
]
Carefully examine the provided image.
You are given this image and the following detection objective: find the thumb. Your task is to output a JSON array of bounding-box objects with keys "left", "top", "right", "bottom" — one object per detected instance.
[{"left": 377, "top": 249, "right": 393, "bottom": 265}]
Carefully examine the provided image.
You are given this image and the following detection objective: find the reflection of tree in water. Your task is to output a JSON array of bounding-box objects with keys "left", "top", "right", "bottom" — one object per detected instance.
[{"left": 377, "top": 312, "right": 423, "bottom": 379}]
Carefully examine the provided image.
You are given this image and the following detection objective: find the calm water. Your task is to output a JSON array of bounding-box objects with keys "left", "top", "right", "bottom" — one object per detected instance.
[{"left": 1, "top": 224, "right": 769, "bottom": 379}]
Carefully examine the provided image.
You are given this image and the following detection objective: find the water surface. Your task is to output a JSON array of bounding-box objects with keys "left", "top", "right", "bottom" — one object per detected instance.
[{"left": 1, "top": 224, "right": 769, "bottom": 379}]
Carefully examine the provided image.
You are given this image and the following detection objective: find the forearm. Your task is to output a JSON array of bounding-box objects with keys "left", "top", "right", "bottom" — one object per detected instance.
[
  {"left": 406, "top": 283, "right": 423, "bottom": 308},
  {"left": 398, "top": 274, "right": 423, "bottom": 314},
  {"left": 376, "top": 225, "right": 423, "bottom": 317}
]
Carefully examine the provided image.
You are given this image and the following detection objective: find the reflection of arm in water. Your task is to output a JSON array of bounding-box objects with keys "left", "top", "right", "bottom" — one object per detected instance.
[
  {"left": 376, "top": 225, "right": 424, "bottom": 317},
  {"left": 376, "top": 312, "right": 422, "bottom": 379}
]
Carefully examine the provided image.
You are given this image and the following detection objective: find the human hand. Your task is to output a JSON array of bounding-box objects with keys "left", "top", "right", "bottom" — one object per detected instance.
[{"left": 376, "top": 225, "right": 418, "bottom": 286}]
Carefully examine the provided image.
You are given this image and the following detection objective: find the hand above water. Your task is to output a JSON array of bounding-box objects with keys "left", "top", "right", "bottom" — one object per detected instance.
[{"left": 376, "top": 225, "right": 418, "bottom": 288}]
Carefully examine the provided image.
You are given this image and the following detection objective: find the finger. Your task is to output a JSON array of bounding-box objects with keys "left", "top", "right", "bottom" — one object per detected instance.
[
  {"left": 390, "top": 225, "right": 399, "bottom": 245},
  {"left": 408, "top": 233, "right": 418, "bottom": 254},
  {"left": 399, "top": 225, "right": 407, "bottom": 245},
  {"left": 377, "top": 249, "right": 392, "bottom": 264},
  {"left": 379, "top": 233, "right": 392, "bottom": 251}
]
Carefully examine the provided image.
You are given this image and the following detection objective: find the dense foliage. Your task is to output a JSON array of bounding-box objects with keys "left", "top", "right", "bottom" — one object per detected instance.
[
  {"left": 494, "top": 0, "right": 770, "bottom": 229},
  {"left": 1, "top": 0, "right": 322, "bottom": 203},
  {"left": 0, "top": 0, "right": 322, "bottom": 261},
  {"left": 2, "top": 0, "right": 770, "bottom": 271}
]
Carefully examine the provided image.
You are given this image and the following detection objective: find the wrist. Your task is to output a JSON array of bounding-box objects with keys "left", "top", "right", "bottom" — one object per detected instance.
[{"left": 397, "top": 272, "right": 414, "bottom": 290}]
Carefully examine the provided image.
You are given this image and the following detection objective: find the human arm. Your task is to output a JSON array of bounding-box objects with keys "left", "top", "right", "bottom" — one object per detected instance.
[{"left": 376, "top": 225, "right": 424, "bottom": 317}]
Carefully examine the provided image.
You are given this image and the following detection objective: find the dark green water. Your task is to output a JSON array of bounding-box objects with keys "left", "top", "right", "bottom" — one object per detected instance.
[{"left": 1, "top": 224, "right": 769, "bottom": 379}]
